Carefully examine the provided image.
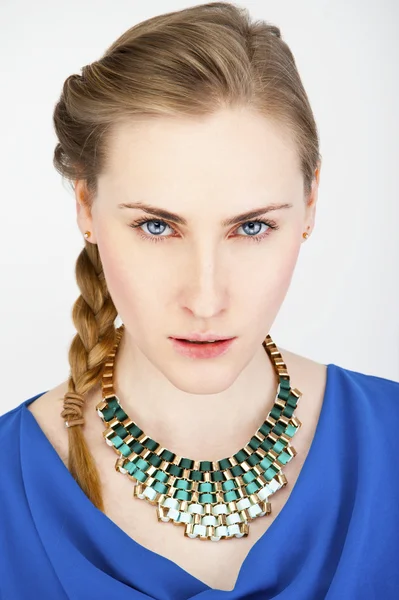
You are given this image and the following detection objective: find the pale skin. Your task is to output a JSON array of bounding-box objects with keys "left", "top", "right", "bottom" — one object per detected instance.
[{"left": 29, "top": 106, "right": 327, "bottom": 591}]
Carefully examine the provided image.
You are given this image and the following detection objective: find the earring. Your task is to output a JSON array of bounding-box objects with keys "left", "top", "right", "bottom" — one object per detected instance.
[{"left": 84, "top": 231, "right": 91, "bottom": 239}]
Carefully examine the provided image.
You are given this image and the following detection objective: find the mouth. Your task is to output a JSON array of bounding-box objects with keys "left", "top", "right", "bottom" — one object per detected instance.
[
  {"left": 171, "top": 338, "right": 234, "bottom": 344},
  {"left": 169, "top": 337, "right": 237, "bottom": 358}
]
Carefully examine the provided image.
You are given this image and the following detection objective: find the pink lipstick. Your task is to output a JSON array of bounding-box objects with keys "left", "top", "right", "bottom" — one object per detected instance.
[{"left": 169, "top": 337, "right": 236, "bottom": 359}]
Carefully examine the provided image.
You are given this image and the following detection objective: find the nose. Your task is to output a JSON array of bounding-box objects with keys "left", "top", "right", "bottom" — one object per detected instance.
[{"left": 180, "top": 245, "right": 228, "bottom": 320}]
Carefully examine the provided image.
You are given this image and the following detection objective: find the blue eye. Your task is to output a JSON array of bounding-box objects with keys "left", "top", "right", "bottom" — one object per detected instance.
[{"left": 128, "top": 217, "right": 279, "bottom": 244}]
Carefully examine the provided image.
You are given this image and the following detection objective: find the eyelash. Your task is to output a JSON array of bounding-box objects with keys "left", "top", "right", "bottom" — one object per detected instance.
[{"left": 128, "top": 217, "right": 279, "bottom": 244}]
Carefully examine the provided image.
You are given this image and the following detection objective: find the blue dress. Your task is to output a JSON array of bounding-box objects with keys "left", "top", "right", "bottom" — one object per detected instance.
[{"left": 1, "top": 363, "right": 399, "bottom": 599}]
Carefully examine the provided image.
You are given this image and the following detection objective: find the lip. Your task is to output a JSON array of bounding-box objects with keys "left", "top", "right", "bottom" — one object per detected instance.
[
  {"left": 170, "top": 333, "right": 235, "bottom": 342},
  {"left": 169, "top": 337, "right": 236, "bottom": 359}
]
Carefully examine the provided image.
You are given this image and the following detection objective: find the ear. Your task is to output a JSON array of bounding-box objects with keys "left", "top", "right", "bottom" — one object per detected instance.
[
  {"left": 303, "top": 161, "right": 321, "bottom": 237},
  {"left": 75, "top": 180, "right": 96, "bottom": 243}
]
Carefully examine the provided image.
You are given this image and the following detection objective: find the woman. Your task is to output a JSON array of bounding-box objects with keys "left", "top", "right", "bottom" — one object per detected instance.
[{"left": 1, "top": 2, "right": 398, "bottom": 599}]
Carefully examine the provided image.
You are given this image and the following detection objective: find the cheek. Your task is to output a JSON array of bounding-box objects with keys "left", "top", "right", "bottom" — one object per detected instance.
[
  {"left": 96, "top": 232, "right": 154, "bottom": 319},
  {"left": 246, "top": 238, "right": 301, "bottom": 318}
]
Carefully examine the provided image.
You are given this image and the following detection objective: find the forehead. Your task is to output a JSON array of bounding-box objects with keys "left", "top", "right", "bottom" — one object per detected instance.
[{"left": 101, "top": 108, "right": 303, "bottom": 200}]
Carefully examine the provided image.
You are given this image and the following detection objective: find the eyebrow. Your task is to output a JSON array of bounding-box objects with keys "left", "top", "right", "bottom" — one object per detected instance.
[{"left": 118, "top": 201, "right": 293, "bottom": 226}]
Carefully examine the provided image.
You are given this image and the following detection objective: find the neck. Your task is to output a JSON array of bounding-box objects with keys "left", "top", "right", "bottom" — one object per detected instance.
[{"left": 109, "top": 330, "right": 280, "bottom": 460}]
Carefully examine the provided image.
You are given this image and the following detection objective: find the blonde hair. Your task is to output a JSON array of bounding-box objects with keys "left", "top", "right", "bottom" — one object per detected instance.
[{"left": 53, "top": 1, "right": 321, "bottom": 512}]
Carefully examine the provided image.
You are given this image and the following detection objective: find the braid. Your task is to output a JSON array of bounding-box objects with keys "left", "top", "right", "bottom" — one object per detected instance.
[{"left": 61, "top": 240, "right": 118, "bottom": 511}]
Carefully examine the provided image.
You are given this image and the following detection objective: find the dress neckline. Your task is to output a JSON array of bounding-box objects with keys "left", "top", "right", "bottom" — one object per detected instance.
[{"left": 21, "top": 362, "right": 337, "bottom": 595}]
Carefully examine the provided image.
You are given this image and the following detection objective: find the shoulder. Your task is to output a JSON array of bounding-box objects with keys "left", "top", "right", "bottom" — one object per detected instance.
[
  {"left": 335, "top": 364, "right": 399, "bottom": 433},
  {"left": 279, "top": 348, "right": 399, "bottom": 416},
  {"left": 0, "top": 386, "right": 70, "bottom": 465},
  {"left": 26, "top": 380, "right": 68, "bottom": 423},
  {"left": 328, "top": 361, "right": 399, "bottom": 403},
  {"left": 10, "top": 381, "right": 74, "bottom": 467},
  {"left": 282, "top": 346, "right": 399, "bottom": 394},
  {"left": 26, "top": 382, "right": 71, "bottom": 465},
  {"left": 22, "top": 379, "right": 102, "bottom": 466},
  {"left": 0, "top": 400, "right": 24, "bottom": 443},
  {"left": 0, "top": 389, "right": 51, "bottom": 442}
]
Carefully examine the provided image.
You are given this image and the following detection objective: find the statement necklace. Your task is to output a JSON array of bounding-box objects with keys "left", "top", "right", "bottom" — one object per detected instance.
[{"left": 96, "top": 324, "right": 302, "bottom": 541}]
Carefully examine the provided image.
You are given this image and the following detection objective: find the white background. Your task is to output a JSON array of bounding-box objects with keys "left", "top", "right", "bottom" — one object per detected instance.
[{"left": 1, "top": 0, "right": 398, "bottom": 413}]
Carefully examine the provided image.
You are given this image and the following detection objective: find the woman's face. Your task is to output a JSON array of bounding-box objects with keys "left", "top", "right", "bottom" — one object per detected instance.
[{"left": 76, "top": 107, "right": 318, "bottom": 394}]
